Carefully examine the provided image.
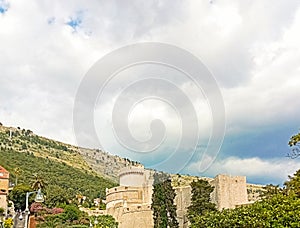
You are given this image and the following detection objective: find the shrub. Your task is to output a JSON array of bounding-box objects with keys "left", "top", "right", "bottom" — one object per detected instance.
[{"left": 51, "top": 208, "right": 64, "bottom": 214}]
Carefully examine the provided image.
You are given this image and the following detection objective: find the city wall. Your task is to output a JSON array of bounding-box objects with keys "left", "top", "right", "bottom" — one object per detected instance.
[{"left": 105, "top": 166, "right": 263, "bottom": 228}]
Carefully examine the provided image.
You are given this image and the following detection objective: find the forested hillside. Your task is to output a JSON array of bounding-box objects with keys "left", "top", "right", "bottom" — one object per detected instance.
[
  {"left": 0, "top": 123, "right": 139, "bottom": 183},
  {"left": 0, "top": 123, "right": 119, "bottom": 206}
]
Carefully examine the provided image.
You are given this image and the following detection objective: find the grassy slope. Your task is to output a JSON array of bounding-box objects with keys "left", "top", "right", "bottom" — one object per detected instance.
[{"left": 0, "top": 125, "right": 117, "bottom": 200}]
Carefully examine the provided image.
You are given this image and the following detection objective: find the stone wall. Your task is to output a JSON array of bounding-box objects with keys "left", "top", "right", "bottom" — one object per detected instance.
[
  {"left": 106, "top": 167, "right": 154, "bottom": 228},
  {"left": 247, "top": 183, "right": 264, "bottom": 202},
  {"left": 119, "top": 166, "right": 149, "bottom": 187},
  {"left": 174, "top": 186, "right": 191, "bottom": 228},
  {"left": 106, "top": 166, "right": 263, "bottom": 228},
  {"left": 118, "top": 205, "right": 153, "bottom": 228},
  {"left": 210, "top": 174, "right": 249, "bottom": 210}
]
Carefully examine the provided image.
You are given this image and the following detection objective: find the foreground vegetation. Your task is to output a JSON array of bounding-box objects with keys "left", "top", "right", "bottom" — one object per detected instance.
[
  {"left": 30, "top": 203, "right": 117, "bottom": 228},
  {"left": 185, "top": 131, "right": 300, "bottom": 227},
  {"left": 152, "top": 172, "right": 179, "bottom": 228},
  {"left": 188, "top": 170, "right": 300, "bottom": 227}
]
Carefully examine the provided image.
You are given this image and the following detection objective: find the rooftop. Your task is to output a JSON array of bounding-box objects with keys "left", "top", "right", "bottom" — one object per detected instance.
[{"left": 0, "top": 166, "right": 9, "bottom": 179}]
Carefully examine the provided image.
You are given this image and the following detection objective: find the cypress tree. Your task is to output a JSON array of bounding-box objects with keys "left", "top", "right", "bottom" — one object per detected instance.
[
  {"left": 187, "top": 179, "right": 216, "bottom": 224},
  {"left": 151, "top": 172, "right": 179, "bottom": 228}
]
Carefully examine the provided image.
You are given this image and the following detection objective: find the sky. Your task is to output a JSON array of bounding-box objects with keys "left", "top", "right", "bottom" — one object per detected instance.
[{"left": 1, "top": 0, "right": 300, "bottom": 185}]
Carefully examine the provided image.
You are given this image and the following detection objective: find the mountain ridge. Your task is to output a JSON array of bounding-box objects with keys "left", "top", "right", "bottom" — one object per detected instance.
[{"left": 0, "top": 122, "right": 141, "bottom": 183}]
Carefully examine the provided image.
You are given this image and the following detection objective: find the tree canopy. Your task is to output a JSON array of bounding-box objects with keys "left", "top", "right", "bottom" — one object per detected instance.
[
  {"left": 288, "top": 131, "right": 300, "bottom": 158},
  {"left": 189, "top": 169, "right": 300, "bottom": 228},
  {"left": 187, "top": 179, "right": 216, "bottom": 224},
  {"left": 151, "top": 172, "right": 179, "bottom": 228}
]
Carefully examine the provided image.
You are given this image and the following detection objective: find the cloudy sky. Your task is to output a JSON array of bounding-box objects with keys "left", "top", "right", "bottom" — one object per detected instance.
[{"left": 1, "top": 0, "right": 300, "bottom": 185}]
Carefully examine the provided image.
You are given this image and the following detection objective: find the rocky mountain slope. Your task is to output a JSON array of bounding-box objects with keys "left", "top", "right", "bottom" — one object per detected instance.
[{"left": 0, "top": 123, "right": 139, "bottom": 182}]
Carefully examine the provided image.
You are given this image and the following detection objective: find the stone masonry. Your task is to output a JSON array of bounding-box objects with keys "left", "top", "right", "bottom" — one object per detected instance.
[{"left": 106, "top": 166, "right": 263, "bottom": 228}]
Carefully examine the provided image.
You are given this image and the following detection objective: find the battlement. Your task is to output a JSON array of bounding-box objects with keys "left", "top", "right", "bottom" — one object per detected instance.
[
  {"left": 211, "top": 174, "right": 248, "bottom": 210},
  {"left": 105, "top": 166, "right": 262, "bottom": 228},
  {"left": 119, "top": 166, "right": 153, "bottom": 187}
]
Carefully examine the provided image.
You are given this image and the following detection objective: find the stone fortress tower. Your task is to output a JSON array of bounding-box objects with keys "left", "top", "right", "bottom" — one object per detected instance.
[
  {"left": 106, "top": 165, "right": 154, "bottom": 228},
  {"left": 211, "top": 174, "right": 249, "bottom": 210},
  {"left": 174, "top": 174, "right": 249, "bottom": 227},
  {"left": 106, "top": 166, "right": 262, "bottom": 228}
]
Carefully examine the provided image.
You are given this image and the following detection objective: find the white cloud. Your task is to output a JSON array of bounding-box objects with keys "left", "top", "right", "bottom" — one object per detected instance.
[
  {"left": 0, "top": 0, "right": 300, "bottom": 183},
  {"left": 187, "top": 156, "right": 300, "bottom": 185}
]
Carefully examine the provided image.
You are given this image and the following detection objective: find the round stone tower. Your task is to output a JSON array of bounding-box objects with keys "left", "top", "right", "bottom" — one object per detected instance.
[{"left": 119, "top": 165, "right": 147, "bottom": 187}]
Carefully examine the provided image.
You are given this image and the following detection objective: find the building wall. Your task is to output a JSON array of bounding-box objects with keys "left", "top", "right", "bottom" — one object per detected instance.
[
  {"left": 247, "top": 183, "right": 264, "bottom": 202},
  {"left": 0, "top": 194, "right": 7, "bottom": 214},
  {"left": 0, "top": 166, "right": 9, "bottom": 215},
  {"left": 106, "top": 167, "right": 255, "bottom": 228},
  {"left": 119, "top": 165, "right": 153, "bottom": 188},
  {"left": 118, "top": 205, "right": 153, "bottom": 228},
  {"left": 119, "top": 166, "right": 146, "bottom": 187},
  {"left": 211, "top": 174, "right": 248, "bottom": 210},
  {"left": 174, "top": 186, "right": 191, "bottom": 228},
  {"left": 106, "top": 167, "right": 154, "bottom": 228}
]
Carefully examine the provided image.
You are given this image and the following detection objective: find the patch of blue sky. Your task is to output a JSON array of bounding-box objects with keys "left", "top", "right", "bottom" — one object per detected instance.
[
  {"left": 66, "top": 11, "right": 84, "bottom": 31},
  {"left": 0, "top": 0, "right": 9, "bottom": 14}
]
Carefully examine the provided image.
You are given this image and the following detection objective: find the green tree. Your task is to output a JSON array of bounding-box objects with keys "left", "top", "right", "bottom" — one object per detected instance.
[
  {"left": 260, "top": 184, "right": 283, "bottom": 199},
  {"left": 0, "top": 207, "right": 4, "bottom": 215},
  {"left": 288, "top": 131, "right": 300, "bottom": 158},
  {"left": 31, "top": 173, "right": 46, "bottom": 190},
  {"left": 191, "top": 193, "right": 300, "bottom": 228},
  {"left": 61, "top": 204, "right": 81, "bottom": 222},
  {"left": 91, "top": 215, "right": 118, "bottom": 228},
  {"left": 190, "top": 170, "right": 300, "bottom": 228},
  {"left": 284, "top": 169, "right": 300, "bottom": 197},
  {"left": 289, "top": 131, "right": 300, "bottom": 146},
  {"left": 43, "top": 185, "right": 70, "bottom": 208},
  {"left": 13, "top": 167, "right": 22, "bottom": 186},
  {"left": 8, "top": 184, "right": 32, "bottom": 210},
  {"left": 187, "top": 179, "right": 216, "bottom": 224},
  {"left": 151, "top": 172, "right": 178, "bottom": 228}
]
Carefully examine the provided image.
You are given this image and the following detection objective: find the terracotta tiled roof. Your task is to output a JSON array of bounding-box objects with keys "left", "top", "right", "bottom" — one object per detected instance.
[{"left": 0, "top": 166, "right": 9, "bottom": 179}]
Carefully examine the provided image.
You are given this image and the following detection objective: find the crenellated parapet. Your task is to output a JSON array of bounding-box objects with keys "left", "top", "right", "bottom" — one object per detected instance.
[{"left": 105, "top": 166, "right": 264, "bottom": 228}]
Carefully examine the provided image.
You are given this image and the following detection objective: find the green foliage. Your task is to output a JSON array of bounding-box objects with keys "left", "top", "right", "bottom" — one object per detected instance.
[
  {"left": 90, "top": 215, "right": 118, "bottom": 228},
  {"left": 61, "top": 204, "right": 81, "bottom": 221},
  {"left": 44, "top": 185, "right": 69, "bottom": 208},
  {"left": 31, "top": 173, "right": 47, "bottom": 190},
  {"left": 285, "top": 169, "right": 300, "bottom": 197},
  {"left": 191, "top": 193, "right": 300, "bottom": 228},
  {"left": 37, "top": 213, "right": 118, "bottom": 228},
  {"left": 187, "top": 179, "right": 216, "bottom": 224},
  {"left": 8, "top": 184, "right": 32, "bottom": 210},
  {"left": 190, "top": 170, "right": 300, "bottom": 228},
  {"left": 288, "top": 131, "right": 300, "bottom": 158},
  {"left": 0, "top": 207, "right": 4, "bottom": 215},
  {"left": 0, "top": 148, "right": 116, "bottom": 207},
  {"left": 3, "top": 218, "right": 13, "bottom": 228},
  {"left": 260, "top": 184, "right": 283, "bottom": 199},
  {"left": 151, "top": 172, "right": 179, "bottom": 228},
  {"left": 13, "top": 167, "right": 22, "bottom": 185},
  {"left": 289, "top": 132, "right": 300, "bottom": 146}
]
